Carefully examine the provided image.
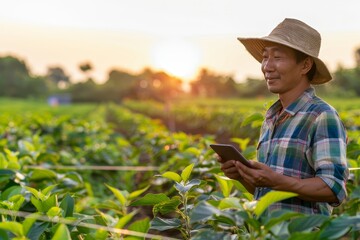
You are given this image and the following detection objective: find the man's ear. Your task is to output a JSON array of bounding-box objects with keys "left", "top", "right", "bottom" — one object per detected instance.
[{"left": 302, "top": 57, "right": 314, "bottom": 74}]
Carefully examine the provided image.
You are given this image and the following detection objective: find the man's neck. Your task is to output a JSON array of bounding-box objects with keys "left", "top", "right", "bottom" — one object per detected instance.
[{"left": 278, "top": 83, "right": 311, "bottom": 109}]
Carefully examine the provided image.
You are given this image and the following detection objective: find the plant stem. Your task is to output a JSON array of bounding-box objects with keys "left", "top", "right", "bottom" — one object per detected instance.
[{"left": 182, "top": 192, "right": 191, "bottom": 239}]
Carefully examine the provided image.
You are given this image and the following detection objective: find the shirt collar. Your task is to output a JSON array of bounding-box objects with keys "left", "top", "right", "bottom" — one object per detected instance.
[{"left": 266, "top": 87, "right": 315, "bottom": 119}]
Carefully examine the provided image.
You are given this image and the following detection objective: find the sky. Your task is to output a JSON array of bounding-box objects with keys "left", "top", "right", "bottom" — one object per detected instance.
[{"left": 1, "top": 0, "right": 360, "bottom": 84}]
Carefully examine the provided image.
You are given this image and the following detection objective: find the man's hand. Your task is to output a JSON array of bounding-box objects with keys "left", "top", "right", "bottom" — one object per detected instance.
[
  {"left": 218, "top": 159, "right": 242, "bottom": 181},
  {"left": 234, "top": 160, "right": 277, "bottom": 188},
  {"left": 218, "top": 158, "right": 256, "bottom": 194}
]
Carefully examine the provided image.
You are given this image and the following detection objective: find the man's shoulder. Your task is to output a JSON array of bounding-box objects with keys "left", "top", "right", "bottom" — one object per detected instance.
[{"left": 307, "top": 96, "right": 337, "bottom": 114}]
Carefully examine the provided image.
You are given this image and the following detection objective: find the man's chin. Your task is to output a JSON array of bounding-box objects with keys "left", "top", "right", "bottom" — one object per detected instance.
[{"left": 267, "top": 86, "right": 280, "bottom": 94}]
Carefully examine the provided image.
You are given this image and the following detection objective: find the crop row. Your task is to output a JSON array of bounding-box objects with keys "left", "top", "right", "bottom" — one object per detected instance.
[
  {"left": 122, "top": 98, "right": 360, "bottom": 142},
  {"left": 0, "top": 100, "right": 359, "bottom": 239}
]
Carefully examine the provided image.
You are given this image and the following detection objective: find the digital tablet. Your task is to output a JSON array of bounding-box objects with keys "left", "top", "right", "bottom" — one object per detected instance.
[{"left": 210, "top": 143, "right": 252, "bottom": 168}]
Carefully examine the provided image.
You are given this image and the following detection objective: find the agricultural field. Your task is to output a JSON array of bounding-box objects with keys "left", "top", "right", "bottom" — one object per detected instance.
[{"left": 0, "top": 97, "right": 359, "bottom": 239}]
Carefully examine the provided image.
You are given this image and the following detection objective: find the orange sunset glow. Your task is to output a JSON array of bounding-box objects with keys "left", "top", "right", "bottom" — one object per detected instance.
[
  {"left": 151, "top": 39, "right": 201, "bottom": 80},
  {"left": 1, "top": 0, "right": 360, "bottom": 84}
]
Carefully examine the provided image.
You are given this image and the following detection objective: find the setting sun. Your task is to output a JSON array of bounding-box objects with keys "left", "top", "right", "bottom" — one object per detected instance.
[{"left": 151, "top": 39, "right": 201, "bottom": 80}]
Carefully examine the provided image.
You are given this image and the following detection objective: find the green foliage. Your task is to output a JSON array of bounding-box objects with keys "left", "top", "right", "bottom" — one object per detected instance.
[
  {"left": 0, "top": 98, "right": 358, "bottom": 240},
  {"left": 0, "top": 56, "right": 48, "bottom": 98},
  {"left": 52, "top": 224, "right": 71, "bottom": 240},
  {"left": 254, "top": 191, "right": 298, "bottom": 217}
]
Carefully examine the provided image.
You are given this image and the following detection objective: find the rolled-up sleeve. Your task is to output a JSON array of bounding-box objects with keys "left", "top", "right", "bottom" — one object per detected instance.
[{"left": 310, "top": 111, "right": 349, "bottom": 205}]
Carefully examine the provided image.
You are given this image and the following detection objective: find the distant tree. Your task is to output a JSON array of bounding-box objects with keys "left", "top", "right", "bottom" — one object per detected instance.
[
  {"left": 79, "top": 62, "right": 93, "bottom": 80},
  {"left": 136, "top": 68, "right": 183, "bottom": 101},
  {"left": 355, "top": 47, "right": 360, "bottom": 67},
  {"left": 190, "top": 68, "right": 238, "bottom": 98},
  {"left": 46, "top": 66, "right": 70, "bottom": 89},
  {"left": 79, "top": 62, "right": 92, "bottom": 73},
  {"left": 100, "top": 69, "right": 138, "bottom": 102},
  {"left": 0, "top": 55, "right": 48, "bottom": 98},
  {"left": 68, "top": 79, "right": 100, "bottom": 102},
  {"left": 331, "top": 64, "right": 359, "bottom": 97}
]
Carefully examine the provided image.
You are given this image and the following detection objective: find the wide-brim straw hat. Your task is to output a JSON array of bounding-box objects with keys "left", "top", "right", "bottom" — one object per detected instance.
[{"left": 237, "top": 18, "right": 331, "bottom": 85}]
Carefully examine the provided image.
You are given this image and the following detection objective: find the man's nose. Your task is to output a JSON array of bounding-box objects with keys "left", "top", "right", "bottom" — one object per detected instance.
[{"left": 262, "top": 58, "right": 274, "bottom": 72}]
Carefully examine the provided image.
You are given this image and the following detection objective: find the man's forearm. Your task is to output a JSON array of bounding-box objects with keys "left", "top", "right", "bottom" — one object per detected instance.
[{"left": 272, "top": 174, "right": 338, "bottom": 203}]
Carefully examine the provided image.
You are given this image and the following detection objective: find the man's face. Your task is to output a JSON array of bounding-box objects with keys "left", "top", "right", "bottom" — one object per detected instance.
[{"left": 261, "top": 43, "right": 308, "bottom": 95}]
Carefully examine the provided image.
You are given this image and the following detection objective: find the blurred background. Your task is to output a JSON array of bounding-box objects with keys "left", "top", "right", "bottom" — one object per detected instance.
[{"left": 1, "top": 0, "right": 360, "bottom": 101}]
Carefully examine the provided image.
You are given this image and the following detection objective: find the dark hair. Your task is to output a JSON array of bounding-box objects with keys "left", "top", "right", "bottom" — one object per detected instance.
[{"left": 293, "top": 50, "right": 316, "bottom": 81}]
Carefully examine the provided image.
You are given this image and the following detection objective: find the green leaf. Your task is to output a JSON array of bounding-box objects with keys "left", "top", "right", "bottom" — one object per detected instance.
[
  {"left": 59, "top": 194, "right": 74, "bottom": 217},
  {"left": 30, "top": 169, "right": 57, "bottom": 181},
  {"left": 0, "top": 153, "right": 8, "bottom": 169},
  {"left": 47, "top": 207, "right": 63, "bottom": 218},
  {"left": 36, "top": 153, "right": 60, "bottom": 164},
  {"left": 161, "top": 171, "right": 181, "bottom": 182},
  {"left": 214, "top": 174, "right": 233, "bottom": 197},
  {"left": 124, "top": 218, "right": 150, "bottom": 240},
  {"left": 0, "top": 222, "right": 24, "bottom": 237},
  {"left": 115, "top": 210, "right": 137, "bottom": 229},
  {"left": 288, "top": 231, "right": 320, "bottom": 240},
  {"left": 319, "top": 215, "right": 360, "bottom": 240},
  {"left": 254, "top": 191, "right": 298, "bottom": 217},
  {"left": 25, "top": 186, "right": 46, "bottom": 201},
  {"left": 42, "top": 184, "right": 57, "bottom": 196},
  {"left": 25, "top": 221, "right": 49, "bottom": 240},
  {"left": 0, "top": 169, "right": 14, "bottom": 184},
  {"left": 28, "top": 194, "right": 56, "bottom": 214},
  {"left": 263, "top": 210, "right": 303, "bottom": 230},
  {"left": 128, "top": 186, "right": 150, "bottom": 200},
  {"left": 18, "top": 140, "right": 35, "bottom": 153},
  {"left": 1, "top": 185, "right": 22, "bottom": 201},
  {"left": 181, "top": 163, "right": 194, "bottom": 182},
  {"left": 94, "top": 200, "right": 123, "bottom": 212},
  {"left": 192, "top": 229, "right": 231, "bottom": 240},
  {"left": 0, "top": 229, "right": 9, "bottom": 240},
  {"left": 288, "top": 215, "right": 328, "bottom": 233},
  {"left": 22, "top": 213, "right": 40, "bottom": 236},
  {"left": 237, "top": 210, "right": 261, "bottom": 229},
  {"left": 105, "top": 184, "right": 127, "bottom": 206},
  {"left": 184, "top": 147, "right": 201, "bottom": 156},
  {"left": 4, "top": 149, "right": 20, "bottom": 170},
  {"left": 42, "top": 194, "right": 57, "bottom": 213},
  {"left": 190, "top": 201, "right": 221, "bottom": 224},
  {"left": 350, "top": 185, "right": 360, "bottom": 199},
  {"left": 92, "top": 229, "right": 108, "bottom": 240},
  {"left": 52, "top": 224, "right": 71, "bottom": 240},
  {"left": 4, "top": 149, "right": 18, "bottom": 161},
  {"left": 218, "top": 197, "right": 242, "bottom": 210},
  {"left": 130, "top": 193, "right": 170, "bottom": 206},
  {"left": 213, "top": 213, "right": 237, "bottom": 226},
  {"left": 7, "top": 194, "right": 25, "bottom": 211},
  {"left": 241, "top": 112, "right": 264, "bottom": 127},
  {"left": 153, "top": 197, "right": 181, "bottom": 216},
  {"left": 30, "top": 196, "right": 44, "bottom": 212},
  {"left": 231, "top": 138, "right": 250, "bottom": 151},
  {"left": 174, "top": 179, "right": 201, "bottom": 194},
  {"left": 150, "top": 217, "right": 182, "bottom": 231}
]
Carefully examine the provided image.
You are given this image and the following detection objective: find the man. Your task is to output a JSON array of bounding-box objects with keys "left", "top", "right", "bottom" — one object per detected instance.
[{"left": 220, "top": 18, "right": 348, "bottom": 215}]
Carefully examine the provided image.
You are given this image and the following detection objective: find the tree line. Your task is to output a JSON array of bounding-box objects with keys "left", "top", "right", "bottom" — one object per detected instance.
[{"left": 1, "top": 51, "right": 360, "bottom": 103}]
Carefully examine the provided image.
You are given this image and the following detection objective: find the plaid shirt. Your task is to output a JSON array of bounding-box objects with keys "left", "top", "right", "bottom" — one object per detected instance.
[{"left": 255, "top": 87, "right": 348, "bottom": 215}]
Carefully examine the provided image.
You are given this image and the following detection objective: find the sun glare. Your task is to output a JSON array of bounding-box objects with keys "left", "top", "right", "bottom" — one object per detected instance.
[{"left": 151, "top": 39, "right": 201, "bottom": 80}]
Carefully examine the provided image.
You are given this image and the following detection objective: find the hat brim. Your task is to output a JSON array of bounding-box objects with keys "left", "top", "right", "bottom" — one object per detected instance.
[{"left": 237, "top": 37, "right": 332, "bottom": 85}]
